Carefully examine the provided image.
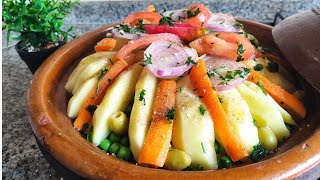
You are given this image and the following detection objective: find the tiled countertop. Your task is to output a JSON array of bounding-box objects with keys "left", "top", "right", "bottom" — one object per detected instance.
[{"left": 2, "top": 1, "right": 320, "bottom": 179}]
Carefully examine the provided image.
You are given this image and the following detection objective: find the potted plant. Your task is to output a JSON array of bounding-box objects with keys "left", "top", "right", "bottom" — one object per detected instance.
[{"left": 2, "top": 0, "right": 79, "bottom": 74}]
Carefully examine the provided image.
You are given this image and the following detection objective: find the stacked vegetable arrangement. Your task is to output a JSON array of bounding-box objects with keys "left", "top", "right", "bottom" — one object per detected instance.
[{"left": 65, "top": 4, "right": 306, "bottom": 170}]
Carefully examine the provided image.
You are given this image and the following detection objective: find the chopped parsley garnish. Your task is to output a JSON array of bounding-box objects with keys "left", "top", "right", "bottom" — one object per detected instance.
[
  {"left": 257, "top": 76, "right": 267, "bottom": 95},
  {"left": 253, "top": 64, "right": 263, "bottom": 71},
  {"left": 219, "top": 67, "right": 250, "bottom": 81},
  {"left": 186, "top": 8, "right": 201, "bottom": 18},
  {"left": 157, "top": 85, "right": 161, "bottom": 92},
  {"left": 141, "top": 53, "right": 152, "bottom": 66},
  {"left": 114, "top": 24, "right": 145, "bottom": 35},
  {"left": 234, "top": 22, "right": 244, "bottom": 29},
  {"left": 219, "top": 98, "right": 223, "bottom": 103},
  {"left": 165, "top": 107, "right": 175, "bottom": 123},
  {"left": 199, "top": 104, "right": 206, "bottom": 115},
  {"left": 186, "top": 56, "right": 198, "bottom": 66},
  {"left": 236, "top": 43, "right": 245, "bottom": 62},
  {"left": 139, "top": 89, "right": 146, "bottom": 105},
  {"left": 179, "top": 86, "right": 183, "bottom": 93},
  {"left": 98, "top": 68, "right": 109, "bottom": 80},
  {"left": 250, "top": 142, "right": 267, "bottom": 162},
  {"left": 159, "top": 14, "right": 174, "bottom": 26},
  {"left": 137, "top": 19, "right": 144, "bottom": 29},
  {"left": 253, "top": 119, "right": 257, "bottom": 127},
  {"left": 236, "top": 55, "right": 244, "bottom": 62},
  {"left": 168, "top": 43, "right": 172, "bottom": 48},
  {"left": 237, "top": 43, "right": 245, "bottom": 55},
  {"left": 207, "top": 70, "right": 216, "bottom": 78},
  {"left": 201, "top": 142, "right": 206, "bottom": 153},
  {"left": 267, "top": 61, "right": 279, "bottom": 72},
  {"left": 86, "top": 105, "right": 97, "bottom": 116}
]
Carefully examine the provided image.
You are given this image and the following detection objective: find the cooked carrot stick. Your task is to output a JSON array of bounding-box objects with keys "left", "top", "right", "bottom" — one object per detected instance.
[
  {"left": 73, "top": 59, "right": 129, "bottom": 130},
  {"left": 147, "top": 5, "right": 155, "bottom": 12},
  {"left": 95, "top": 38, "right": 117, "bottom": 52},
  {"left": 243, "top": 63, "right": 306, "bottom": 119},
  {"left": 189, "top": 59, "right": 248, "bottom": 161},
  {"left": 138, "top": 80, "right": 176, "bottom": 167}
]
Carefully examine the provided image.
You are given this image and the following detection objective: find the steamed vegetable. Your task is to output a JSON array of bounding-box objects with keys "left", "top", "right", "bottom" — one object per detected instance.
[
  {"left": 173, "top": 76, "right": 218, "bottom": 170},
  {"left": 67, "top": 77, "right": 98, "bottom": 118},
  {"left": 245, "top": 58, "right": 296, "bottom": 93},
  {"left": 109, "top": 111, "right": 129, "bottom": 135},
  {"left": 95, "top": 38, "right": 117, "bottom": 52},
  {"left": 72, "top": 59, "right": 111, "bottom": 94},
  {"left": 204, "top": 55, "right": 250, "bottom": 91},
  {"left": 243, "top": 65, "right": 306, "bottom": 119},
  {"left": 65, "top": 51, "right": 117, "bottom": 93},
  {"left": 244, "top": 81, "right": 296, "bottom": 126},
  {"left": 258, "top": 127, "right": 278, "bottom": 151},
  {"left": 144, "top": 40, "right": 198, "bottom": 78},
  {"left": 129, "top": 68, "right": 158, "bottom": 160},
  {"left": 189, "top": 59, "right": 248, "bottom": 161},
  {"left": 91, "top": 63, "right": 143, "bottom": 146},
  {"left": 138, "top": 80, "right": 176, "bottom": 167},
  {"left": 236, "top": 83, "right": 290, "bottom": 141},
  {"left": 216, "top": 88, "right": 259, "bottom": 154},
  {"left": 115, "top": 33, "right": 181, "bottom": 60},
  {"left": 73, "top": 59, "right": 129, "bottom": 130},
  {"left": 164, "top": 149, "right": 191, "bottom": 170}
]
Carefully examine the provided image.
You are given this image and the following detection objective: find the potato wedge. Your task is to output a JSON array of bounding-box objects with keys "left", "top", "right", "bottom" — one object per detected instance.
[
  {"left": 236, "top": 83, "right": 290, "bottom": 141},
  {"left": 67, "top": 77, "right": 98, "bottom": 119},
  {"left": 172, "top": 76, "right": 218, "bottom": 170},
  {"left": 244, "top": 81, "right": 296, "bottom": 126},
  {"left": 91, "top": 63, "right": 143, "bottom": 146},
  {"left": 129, "top": 68, "right": 158, "bottom": 160},
  {"left": 216, "top": 88, "right": 259, "bottom": 153},
  {"left": 245, "top": 58, "right": 296, "bottom": 93},
  {"left": 65, "top": 51, "right": 117, "bottom": 93},
  {"left": 72, "top": 58, "right": 116, "bottom": 94}
]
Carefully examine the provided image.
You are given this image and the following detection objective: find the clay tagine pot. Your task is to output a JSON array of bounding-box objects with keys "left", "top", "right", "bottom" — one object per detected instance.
[{"left": 27, "top": 16, "right": 320, "bottom": 179}]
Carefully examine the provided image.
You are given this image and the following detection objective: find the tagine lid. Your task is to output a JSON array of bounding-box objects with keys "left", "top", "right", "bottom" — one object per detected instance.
[{"left": 272, "top": 8, "right": 320, "bottom": 92}]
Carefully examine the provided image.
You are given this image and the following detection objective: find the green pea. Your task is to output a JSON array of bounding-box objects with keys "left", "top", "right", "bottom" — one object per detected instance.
[
  {"left": 99, "top": 139, "right": 111, "bottom": 151},
  {"left": 109, "top": 142, "right": 121, "bottom": 154},
  {"left": 218, "top": 155, "right": 232, "bottom": 168},
  {"left": 120, "top": 136, "right": 130, "bottom": 146},
  {"left": 214, "top": 142, "right": 226, "bottom": 154},
  {"left": 109, "top": 132, "right": 121, "bottom": 143},
  {"left": 117, "top": 146, "right": 131, "bottom": 161}
]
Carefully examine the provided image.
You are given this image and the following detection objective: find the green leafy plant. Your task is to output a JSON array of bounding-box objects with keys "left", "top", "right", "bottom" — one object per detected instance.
[{"left": 2, "top": 0, "right": 79, "bottom": 51}]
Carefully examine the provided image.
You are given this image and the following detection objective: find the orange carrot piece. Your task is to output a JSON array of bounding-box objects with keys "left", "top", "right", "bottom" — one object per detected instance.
[
  {"left": 243, "top": 63, "right": 306, "bottom": 119},
  {"left": 189, "top": 59, "right": 248, "bottom": 161},
  {"left": 147, "top": 5, "right": 155, "bottom": 12},
  {"left": 73, "top": 59, "right": 129, "bottom": 130},
  {"left": 138, "top": 80, "right": 176, "bottom": 167},
  {"left": 95, "top": 38, "right": 117, "bottom": 52}
]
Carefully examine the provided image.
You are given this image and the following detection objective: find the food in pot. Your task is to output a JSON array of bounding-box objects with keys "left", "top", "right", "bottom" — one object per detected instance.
[{"left": 65, "top": 4, "right": 306, "bottom": 170}]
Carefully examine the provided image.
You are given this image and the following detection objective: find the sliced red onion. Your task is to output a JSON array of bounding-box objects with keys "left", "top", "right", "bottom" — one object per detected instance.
[
  {"left": 145, "top": 40, "right": 198, "bottom": 78},
  {"left": 204, "top": 55, "right": 250, "bottom": 91},
  {"left": 208, "top": 13, "right": 237, "bottom": 24},
  {"left": 204, "top": 23, "right": 240, "bottom": 32},
  {"left": 204, "top": 13, "right": 240, "bottom": 32},
  {"left": 162, "top": 9, "right": 187, "bottom": 22},
  {"left": 111, "top": 28, "right": 145, "bottom": 40}
]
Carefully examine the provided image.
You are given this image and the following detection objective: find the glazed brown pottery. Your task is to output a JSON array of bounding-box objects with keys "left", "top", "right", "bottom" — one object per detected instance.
[{"left": 27, "top": 20, "right": 320, "bottom": 179}]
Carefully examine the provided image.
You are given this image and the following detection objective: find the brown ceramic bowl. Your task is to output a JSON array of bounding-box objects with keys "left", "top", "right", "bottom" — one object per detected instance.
[{"left": 27, "top": 19, "right": 320, "bottom": 179}]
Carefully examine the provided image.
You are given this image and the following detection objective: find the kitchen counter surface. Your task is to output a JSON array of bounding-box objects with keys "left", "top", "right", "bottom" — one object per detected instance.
[{"left": 2, "top": 1, "right": 320, "bottom": 179}]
